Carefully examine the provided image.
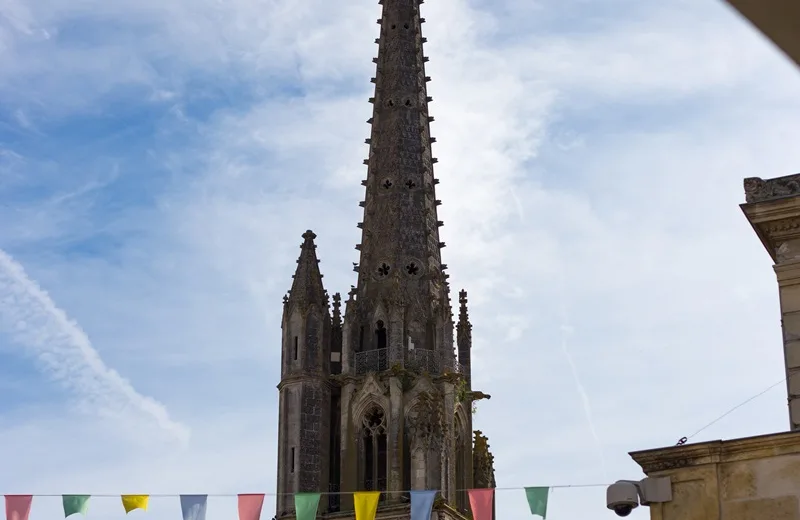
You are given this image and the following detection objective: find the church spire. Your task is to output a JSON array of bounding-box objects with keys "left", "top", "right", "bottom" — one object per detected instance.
[
  {"left": 355, "top": 0, "right": 445, "bottom": 309},
  {"left": 286, "top": 229, "right": 328, "bottom": 311}
]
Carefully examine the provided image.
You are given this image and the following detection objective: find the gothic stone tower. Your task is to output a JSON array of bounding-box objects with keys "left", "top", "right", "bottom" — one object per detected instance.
[{"left": 276, "top": 1, "right": 495, "bottom": 519}]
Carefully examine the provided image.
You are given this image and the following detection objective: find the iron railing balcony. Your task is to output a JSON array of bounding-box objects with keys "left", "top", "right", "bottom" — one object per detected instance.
[
  {"left": 406, "top": 348, "right": 441, "bottom": 374},
  {"left": 353, "top": 348, "right": 461, "bottom": 376},
  {"left": 354, "top": 348, "right": 389, "bottom": 374}
]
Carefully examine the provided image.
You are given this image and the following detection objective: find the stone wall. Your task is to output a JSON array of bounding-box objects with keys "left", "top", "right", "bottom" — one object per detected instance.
[
  {"left": 631, "top": 431, "right": 800, "bottom": 520},
  {"left": 742, "top": 176, "right": 800, "bottom": 430}
]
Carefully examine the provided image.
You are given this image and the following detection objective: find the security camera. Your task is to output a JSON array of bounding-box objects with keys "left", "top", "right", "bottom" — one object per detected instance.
[
  {"left": 606, "top": 477, "right": 672, "bottom": 517},
  {"left": 606, "top": 481, "right": 639, "bottom": 516}
]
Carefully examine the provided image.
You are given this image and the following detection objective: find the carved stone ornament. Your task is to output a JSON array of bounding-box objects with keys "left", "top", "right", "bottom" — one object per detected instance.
[
  {"left": 358, "top": 372, "right": 388, "bottom": 398},
  {"left": 404, "top": 257, "right": 425, "bottom": 277},
  {"left": 407, "top": 393, "right": 445, "bottom": 451},
  {"left": 763, "top": 217, "right": 800, "bottom": 239},
  {"left": 641, "top": 457, "right": 692, "bottom": 473},
  {"left": 373, "top": 260, "right": 393, "bottom": 282},
  {"left": 472, "top": 430, "right": 496, "bottom": 489},
  {"left": 744, "top": 174, "right": 800, "bottom": 204}
]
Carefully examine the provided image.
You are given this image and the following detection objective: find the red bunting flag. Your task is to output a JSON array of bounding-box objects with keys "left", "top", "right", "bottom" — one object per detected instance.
[
  {"left": 238, "top": 494, "right": 265, "bottom": 520},
  {"left": 5, "top": 496, "right": 33, "bottom": 520},
  {"left": 468, "top": 489, "right": 494, "bottom": 520}
]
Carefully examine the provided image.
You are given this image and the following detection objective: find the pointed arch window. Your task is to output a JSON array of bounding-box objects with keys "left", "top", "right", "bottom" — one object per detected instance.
[{"left": 361, "top": 407, "right": 388, "bottom": 492}]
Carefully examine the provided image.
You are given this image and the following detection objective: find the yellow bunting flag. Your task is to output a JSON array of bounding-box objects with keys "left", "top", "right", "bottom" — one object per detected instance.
[
  {"left": 121, "top": 496, "right": 149, "bottom": 514},
  {"left": 353, "top": 492, "right": 381, "bottom": 520}
]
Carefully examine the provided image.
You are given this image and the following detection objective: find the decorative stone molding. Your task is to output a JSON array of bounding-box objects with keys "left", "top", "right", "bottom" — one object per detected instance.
[
  {"left": 744, "top": 174, "right": 800, "bottom": 204},
  {"left": 761, "top": 216, "right": 800, "bottom": 239},
  {"left": 741, "top": 179, "right": 800, "bottom": 262}
]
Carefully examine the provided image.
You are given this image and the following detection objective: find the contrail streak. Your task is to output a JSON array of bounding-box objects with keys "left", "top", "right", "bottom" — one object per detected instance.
[
  {"left": 559, "top": 301, "right": 608, "bottom": 481},
  {"left": 0, "top": 249, "right": 190, "bottom": 443}
]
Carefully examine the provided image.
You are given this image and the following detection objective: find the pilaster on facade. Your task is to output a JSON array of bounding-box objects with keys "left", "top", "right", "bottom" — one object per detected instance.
[{"left": 742, "top": 174, "right": 800, "bottom": 431}]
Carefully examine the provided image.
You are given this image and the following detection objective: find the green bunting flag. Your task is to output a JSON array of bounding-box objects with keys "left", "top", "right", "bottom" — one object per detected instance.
[
  {"left": 294, "top": 493, "right": 321, "bottom": 520},
  {"left": 62, "top": 496, "right": 91, "bottom": 517},
  {"left": 524, "top": 487, "right": 549, "bottom": 519}
]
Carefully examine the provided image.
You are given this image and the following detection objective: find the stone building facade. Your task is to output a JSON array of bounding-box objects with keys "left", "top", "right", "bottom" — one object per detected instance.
[
  {"left": 631, "top": 431, "right": 800, "bottom": 520},
  {"left": 275, "top": 1, "right": 495, "bottom": 519},
  {"left": 742, "top": 173, "right": 800, "bottom": 431},
  {"left": 626, "top": 174, "right": 800, "bottom": 519}
]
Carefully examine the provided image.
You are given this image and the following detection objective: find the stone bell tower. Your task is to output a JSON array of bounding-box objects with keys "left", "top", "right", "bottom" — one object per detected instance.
[
  {"left": 276, "top": 230, "right": 336, "bottom": 516},
  {"left": 275, "top": 1, "right": 495, "bottom": 519}
]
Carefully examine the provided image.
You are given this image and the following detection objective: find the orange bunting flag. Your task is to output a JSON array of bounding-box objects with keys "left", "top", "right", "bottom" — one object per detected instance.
[
  {"left": 121, "top": 495, "right": 149, "bottom": 513},
  {"left": 353, "top": 492, "right": 381, "bottom": 520},
  {"left": 5, "top": 496, "right": 33, "bottom": 520},
  {"left": 237, "top": 494, "right": 265, "bottom": 520},
  {"left": 468, "top": 489, "right": 494, "bottom": 520}
]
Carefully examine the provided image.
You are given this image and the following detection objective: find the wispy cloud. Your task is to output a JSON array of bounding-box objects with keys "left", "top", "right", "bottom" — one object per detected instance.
[{"left": 0, "top": 248, "right": 189, "bottom": 444}]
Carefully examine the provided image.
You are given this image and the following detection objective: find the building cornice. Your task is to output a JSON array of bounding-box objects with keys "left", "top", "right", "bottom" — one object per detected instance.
[
  {"left": 741, "top": 177, "right": 800, "bottom": 262},
  {"left": 630, "top": 431, "right": 800, "bottom": 474}
]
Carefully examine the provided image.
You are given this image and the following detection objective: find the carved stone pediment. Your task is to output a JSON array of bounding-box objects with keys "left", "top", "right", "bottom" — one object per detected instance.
[
  {"left": 350, "top": 372, "right": 391, "bottom": 427},
  {"left": 358, "top": 372, "right": 388, "bottom": 398}
]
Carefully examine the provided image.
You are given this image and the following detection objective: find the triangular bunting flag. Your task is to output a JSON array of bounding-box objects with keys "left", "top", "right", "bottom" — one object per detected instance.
[
  {"left": 180, "top": 495, "right": 208, "bottom": 520},
  {"left": 525, "top": 487, "right": 549, "bottom": 519},
  {"left": 121, "top": 495, "right": 149, "bottom": 513},
  {"left": 62, "top": 496, "right": 90, "bottom": 517},
  {"left": 294, "top": 493, "right": 321, "bottom": 520},
  {"left": 467, "top": 489, "right": 494, "bottom": 520},
  {"left": 238, "top": 494, "right": 265, "bottom": 520},
  {"left": 5, "top": 496, "right": 33, "bottom": 520},
  {"left": 353, "top": 492, "right": 380, "bottom": 520},
  {"left": 410, "top": 491, "right": 437, "bottom": 520}
]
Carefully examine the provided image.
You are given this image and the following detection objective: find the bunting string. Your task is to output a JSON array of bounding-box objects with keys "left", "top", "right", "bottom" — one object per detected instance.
[
  {"left": 0, "top": 485, "right": 608, "bottom": 497},
  {"left": 0, "top": 486, "right": 609, "bottom": 520}
]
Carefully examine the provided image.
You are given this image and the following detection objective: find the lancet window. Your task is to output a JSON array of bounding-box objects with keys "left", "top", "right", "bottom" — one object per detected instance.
[{"left": 361, "top": 406, "right": 388, "bottom": 492}]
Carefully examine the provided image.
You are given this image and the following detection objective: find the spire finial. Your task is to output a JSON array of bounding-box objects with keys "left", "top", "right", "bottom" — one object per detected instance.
[
  {"left": 302, "top": 229, "right": 317, "bottom": 242},
  {"left": 286, "top": 230, "right": 328, "bottom": 310},
  {"left": 332, "top": 292, "right": 342, "bottom": 324},
  {"left": 458, "top": 289, "right": 470, "bottom": 323}
]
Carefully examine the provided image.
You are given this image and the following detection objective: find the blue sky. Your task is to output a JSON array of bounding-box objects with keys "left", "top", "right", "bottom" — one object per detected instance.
[{"left": 1, "top": 0, "right": 800, "bottom": 519}]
